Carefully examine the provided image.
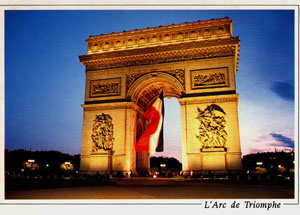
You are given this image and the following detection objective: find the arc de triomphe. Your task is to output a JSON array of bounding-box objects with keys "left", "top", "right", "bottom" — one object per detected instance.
[{"left": 79, "top": 17, "right": 242, "bottom": 176}]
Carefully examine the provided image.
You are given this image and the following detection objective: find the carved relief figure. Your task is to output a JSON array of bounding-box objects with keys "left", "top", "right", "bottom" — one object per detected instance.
[
  {"left": 191, "top": 67, "right": 229, "bottom": 89},
  {"left": 92, "top": 83, "right": 119, "bottom": 95},
  {"left": 90, "top": 78, "right": 121, "bottom": 97},
  {"left": 91, "top": 113, "right": 114, "bottom": 151},
  {"left": 196, "top": 104, "right": 227, "bottom": 149},
  {"left": 194, "top": 72, "right": 226, "bottom": 87},
  {"left": 171, "top": 69, "right": 185, "bottom": 87},
  {"left": 126, "top": 73, "right": 145, "bottom": 90}
]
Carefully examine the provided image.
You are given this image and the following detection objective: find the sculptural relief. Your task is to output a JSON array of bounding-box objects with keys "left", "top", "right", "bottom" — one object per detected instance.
[
  {"left": 126, "top": 73, "right": 145, "bottom": 90},
  {"left": 84, "top": 45, "right": 236, "bottom": 71},
  {"left": 196, "top": 104, "right": 227, "bottom": 149},
  {"left": 194, "top": 72, "right": 226, "bottom": 87},
  {"left": 90, "top": 78, "right": 121, "bottom": 97},
  {"left": 91, "top": 113, "right": 114, "bottom": 151},
  {"left": 169, "top": 69, "right": 185, "bottom": 87},
  {"left": 191, "top": 67, "right": 229, "bottom": 89}
]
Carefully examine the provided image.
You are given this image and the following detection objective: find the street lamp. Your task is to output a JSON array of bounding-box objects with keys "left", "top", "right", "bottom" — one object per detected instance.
[{"left": 256, "top": 162, "right": 263, "bottom": 166}]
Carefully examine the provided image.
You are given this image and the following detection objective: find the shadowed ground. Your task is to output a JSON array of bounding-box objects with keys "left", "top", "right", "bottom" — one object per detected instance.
[{"left": 5, "top": 177, "right": 294, "bottom": 199}]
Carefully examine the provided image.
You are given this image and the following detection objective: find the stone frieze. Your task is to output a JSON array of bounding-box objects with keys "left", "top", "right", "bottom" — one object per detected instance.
[
  {"left": 191, "top": 67, "right": 229, "bottom": 89},
  {"left": 89, "top": 78, "right": 121, "bottom": 97},
  {"left": 85, "top": 46, "right": 235, "bottom": 71}
]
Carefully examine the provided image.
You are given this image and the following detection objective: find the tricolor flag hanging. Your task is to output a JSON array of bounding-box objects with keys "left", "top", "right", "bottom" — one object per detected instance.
[{"left": 136, "top": 91, "right": 164, "bottom": 154}]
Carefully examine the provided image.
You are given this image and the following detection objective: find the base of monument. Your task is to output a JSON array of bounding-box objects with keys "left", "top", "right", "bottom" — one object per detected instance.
[
  {"left": 80, "top": 170, "right": 135, "bottom": 177},
  {"left": 201, "top": 147, "right": 226, "bottom": 152},
  {"left": 184, "top": 149, "right": 242, "bottom": 174},
  {"left": 201, "top": 150, "right": 227, "bottom": 170},
  {"left": 182, "top": 170, "right": 227, "bottom": 176},
  {"left": 182, "top": 170, "right": 242, "bottom": 179}
]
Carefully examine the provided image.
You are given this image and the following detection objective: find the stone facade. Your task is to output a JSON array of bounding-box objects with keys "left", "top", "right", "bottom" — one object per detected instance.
[{"left": 79, "top": 17, "right": 242, "bottom": 176}]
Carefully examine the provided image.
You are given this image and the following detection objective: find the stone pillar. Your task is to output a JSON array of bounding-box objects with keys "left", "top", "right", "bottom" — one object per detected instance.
[
  {"left": 179, "top": 99, "right": 190, "bottom": 175},
  {"left": 179, "top": 94, "right": 242, "bottom": 174},
  {"left": 80, "top": 102, "right": 143, "bottom": 175},
  {"left": 136, "top": 152, "right": 150, "bottom": 176}
]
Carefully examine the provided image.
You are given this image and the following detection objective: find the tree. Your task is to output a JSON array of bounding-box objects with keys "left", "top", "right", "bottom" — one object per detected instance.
[{"left": 150, "top": 156, "right": 182, "bottom": 173}]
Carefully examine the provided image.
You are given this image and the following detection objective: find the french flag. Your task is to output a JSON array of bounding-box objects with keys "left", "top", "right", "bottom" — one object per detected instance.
[{"left": 135, "top": 91, "right": 164, "bottom": 154}]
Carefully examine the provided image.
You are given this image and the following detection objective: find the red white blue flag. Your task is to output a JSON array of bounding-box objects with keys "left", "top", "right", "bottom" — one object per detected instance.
[{"left": 136, "top": 91, "right": 164, "bottom": 154}]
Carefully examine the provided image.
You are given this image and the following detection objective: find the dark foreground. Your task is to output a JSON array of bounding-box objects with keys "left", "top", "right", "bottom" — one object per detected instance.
[{"left": 5, "top": 177, "right": 294, "bottom": 199}]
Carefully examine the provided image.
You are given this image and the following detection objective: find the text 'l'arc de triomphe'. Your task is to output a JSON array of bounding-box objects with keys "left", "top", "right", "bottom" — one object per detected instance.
[{"left": 79, "top": 17, "right": 242, "bottom": 176}]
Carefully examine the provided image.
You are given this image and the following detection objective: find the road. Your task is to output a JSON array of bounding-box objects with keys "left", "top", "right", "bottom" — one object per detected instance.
[{"left": 5, "top": 177, "right": 294, "bottom": 199}]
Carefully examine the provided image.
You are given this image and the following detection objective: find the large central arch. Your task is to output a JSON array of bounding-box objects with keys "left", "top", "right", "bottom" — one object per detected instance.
[
  {"left": 79, "top": 17, "right": 242, "bottom": 176},
  {"left": 127, "top": 72, "right": 184, "bottom": 174},
  {"left": 127, "top": 72, "right": 184, "bottom": 110}
]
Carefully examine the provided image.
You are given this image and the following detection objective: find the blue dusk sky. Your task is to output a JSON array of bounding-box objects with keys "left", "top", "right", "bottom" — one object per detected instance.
[{"left": 4, "top": 10, "right": 295, "bottom": 161}]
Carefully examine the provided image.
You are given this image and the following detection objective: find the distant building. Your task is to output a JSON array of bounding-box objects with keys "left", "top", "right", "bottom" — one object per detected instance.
[{"left": 242, "top": 151, "right": 294, "bottom": 177}]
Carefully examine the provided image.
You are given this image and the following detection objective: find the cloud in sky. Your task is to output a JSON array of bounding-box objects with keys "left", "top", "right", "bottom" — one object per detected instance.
[
  {"left": 270, "top": 133, "right": 294, "bottom": 148},
  {"left": 270, "top": 81, "right": 294, "bottom": 101},
  {"left": 242, "top": 132, "right": 294, "bottom": 155}
]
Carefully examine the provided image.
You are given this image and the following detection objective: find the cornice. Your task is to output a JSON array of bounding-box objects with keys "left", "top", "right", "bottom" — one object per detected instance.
[
  {"left": 81, "top": 102, "right": 144, "bottom": 114},
  {"left": 80, "top": 37, "right": 239, "bottom": 71},
  {"left": 85, "top": 17, "right": 233, "bottom": 55},
  {"left": 82, "top": 44, "right": 238, "bottom": 71},
  {"left": 178, "top": 94, "right": 239, "bottom": 105},
  {"left": 88, "top": 17, "right": 231, "bottom": 40},
  {"left": 80, "top": 37, "right": 239, "bottom": 62}
]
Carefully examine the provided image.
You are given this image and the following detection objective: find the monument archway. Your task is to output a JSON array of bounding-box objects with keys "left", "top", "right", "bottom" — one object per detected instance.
[
  {"left": 79, "top": 17, "right": 242, "bottom": 176},
  {"left": 127, "top": 73, "right": 184, "bottom": 174}
]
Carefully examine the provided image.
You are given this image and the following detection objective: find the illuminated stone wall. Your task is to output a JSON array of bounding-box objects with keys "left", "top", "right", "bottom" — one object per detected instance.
[
  {"left": 80, "top": 102, "right": 141, "bottom": 175},
  {"left": 79, "top": 17, "right": 242, "bottom": 175},
  {"left": 179, "top": 94, "right": 242, "bottom": 173}
]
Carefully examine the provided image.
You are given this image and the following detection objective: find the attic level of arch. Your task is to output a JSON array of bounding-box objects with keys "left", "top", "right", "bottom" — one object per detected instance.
[{"left": 86, "top": 18, "right": 232, "bottom": 54}]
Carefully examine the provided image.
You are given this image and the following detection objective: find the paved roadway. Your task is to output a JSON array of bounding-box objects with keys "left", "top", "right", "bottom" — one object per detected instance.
[{"left": 5, "top": 177, "right": 294, "bottom": 199}]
